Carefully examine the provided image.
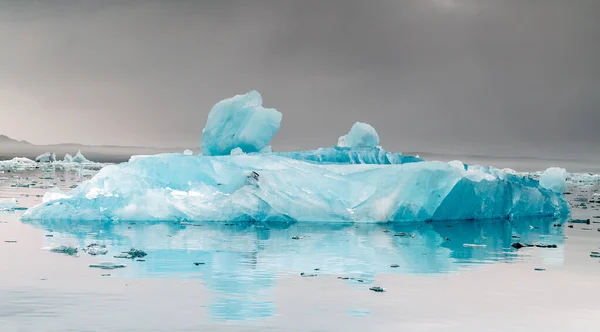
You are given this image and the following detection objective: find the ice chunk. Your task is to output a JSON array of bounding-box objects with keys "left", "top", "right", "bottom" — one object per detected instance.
[
  {"left": 0, "top": 198, "right": 17, "bottom": 211},
  {"left": 83, "top": 243, "right": 108, "bottom": 256},
  {"left": 183, "top": 149, "right": 194, "bottom": 156},
  {"left": 22, "top": 154, "right": 569, "bottom": 223},
  {"left": 89, "top": 262, "right": 126, "bottom": 270},
  {"left": 35, "top": 152, "right": 56, "bottom": 163},
  {"left": 42, "top": 189, "right": 72, "bottom": 203},
  {"left": 201, "top": 91, "right": 282, "bottom": 156},
  {"left": 337, "top": 122, "right": 379, "bottom": 149},
  {"left": 230, "top": 147, "right": 244, "bottom": 156},
  {"left": 275, "top": 147, "right": 422, "bottom": 165},
  {"left": 539, "top": 167, "right": 567, "bottom": 193},
  {"left": 259, "top": 146, "right": 272, "bottom": 154},
  {"left": 49, "top": 245, "right": 79, "bottom": 256},
  {"left": 63, "top": 154, "right": 73, "bottom": 162},
  {"left": 0, "top": 157, "right": 37, "bottom": 171},
  {"left": 72, "top": 150, "right": 90, "bottom": 163}
]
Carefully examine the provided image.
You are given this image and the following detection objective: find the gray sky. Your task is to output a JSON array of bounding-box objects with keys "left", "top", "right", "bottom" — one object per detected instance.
[{"left": 0, "top": 0, "right": 599, "bottom": 158}]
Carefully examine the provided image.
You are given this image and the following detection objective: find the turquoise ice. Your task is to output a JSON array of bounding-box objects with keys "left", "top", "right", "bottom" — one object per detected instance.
[
  {"left": 337, "top": 122, "right": 379, "bottom": 148},
  {"left": 22, "top": 153, "right": 569, "bottom": 222},
  {"left": 201, "top": 91, "right": 282, "bottom": 156},
  {"left": 21, "top": 91, "right": 570, "bottom": 223}
]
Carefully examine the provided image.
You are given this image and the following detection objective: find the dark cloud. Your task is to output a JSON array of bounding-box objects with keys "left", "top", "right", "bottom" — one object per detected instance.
[{"left": 0, "top": 0, "right": 598, "bottom": 159}]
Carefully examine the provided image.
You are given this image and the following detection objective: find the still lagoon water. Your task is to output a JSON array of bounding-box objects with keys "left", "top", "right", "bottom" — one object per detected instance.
[{"left": 1, "top": 164, "right": 599, "bottom": 331}]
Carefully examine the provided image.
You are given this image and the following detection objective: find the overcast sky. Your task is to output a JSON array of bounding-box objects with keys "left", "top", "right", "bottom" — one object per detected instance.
[{"left": 0, "top": 0, "right": 598, "bottom": 158}]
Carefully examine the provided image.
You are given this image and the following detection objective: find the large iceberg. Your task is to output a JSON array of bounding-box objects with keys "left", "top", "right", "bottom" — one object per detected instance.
[
  {"left": 22, "top": 153, "right": 568, "bottom": 222},
  {"left": 22, "top": 91, "right": 570, "bottom": 223},
  {"left": 201, "top": 91, "right": 282, "bottom": 156}
]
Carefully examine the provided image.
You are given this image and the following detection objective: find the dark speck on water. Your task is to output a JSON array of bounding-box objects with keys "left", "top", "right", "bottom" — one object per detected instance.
[{"left": 369, "top": 287, "right": 385, "bottom": 293}]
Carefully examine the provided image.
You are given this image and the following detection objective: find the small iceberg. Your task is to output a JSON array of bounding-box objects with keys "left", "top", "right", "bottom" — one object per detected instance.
[
  {"left": 35, "top": 152, "right": 57, "bottom": 163},
  {"left": 0, "top": 198, "right": 17, "bottom": 211}
]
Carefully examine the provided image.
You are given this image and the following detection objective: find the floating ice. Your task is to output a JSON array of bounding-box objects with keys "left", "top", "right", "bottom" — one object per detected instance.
[
  {"left": 275, "top": 147, "right": 421, "bottom": 165},
  {"left": 49, "top": 245, "right": 79, "bottom": 256},
  {"left": 183, "top": 149, "right": 194, "bottom": 156},
  {"left": 21, "top": 91, "right": 570, "bottom": 223},
  {"left": 539, "top": 167, "right": 568, "bottom": 193},
  {"left": 35, "top": 152, "right": 56, "bottom": 163},
  {"left": 0, "top": 198, "right": 17, "bottom": 211},
  {"left": 201, "top": 91, "right": 282, "bottom": 156},
  {"left": 0, "top": 157, "right": 37, "bottom": 171},
  {"left": 72, "top": 150, "right": 90, "bottom": 163},
  {"left": 63, "top": 154, "right": 73, "bottom": 162},
  {"left": 22, "top": 153, "right": 568, "bottom": 222},
  {"left": 337, "top": 122, "right": 379, "bottom": 149}
]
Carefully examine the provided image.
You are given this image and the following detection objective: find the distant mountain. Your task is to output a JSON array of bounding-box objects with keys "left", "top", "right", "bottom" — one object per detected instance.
[
  {"left": 0, "top": 134, "right": 196, "bottom": 163},
  {"left": 0, "top": 134, "right": 32, "bottom": 145}
]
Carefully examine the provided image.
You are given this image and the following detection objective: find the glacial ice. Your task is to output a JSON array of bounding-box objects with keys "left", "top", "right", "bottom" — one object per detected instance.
[
  {"left": 20, "top": 91, "right": 570, "bottom": 223},
  {"left": 63, "top": 154, "right": 73, "bottom": 162},
  {"left": 0, "top": 198, "right": 17, "bottom": 211},
  {"left": 201, "top": 91, "right": 282, "bottom": 156},
  {"left": 22, "top": 153, "right": 568, "bottom": 222},
  {"left": 72, "top": 150, "right": 90, "bottom": 163},
  {"left": 274, "top": 147, "right": 422, "bottom": 165},
  {"left": 337, "top": 122, "right": 379, "bottom": 149},
  {"left": 35, "top": 152, "right": 56, "bottom": 163},
  {"left": 183, "top": 149, "right": 194, "bottom": 156},
  {"left": 539, "top": 167, "right": 568, "bottom": 193}
]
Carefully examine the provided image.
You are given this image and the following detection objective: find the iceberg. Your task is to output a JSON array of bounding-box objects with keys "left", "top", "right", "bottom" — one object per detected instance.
[
  {"left": 21, "top": 91, "right": 570, "bottom": 223},
  {"left": 201, "top": 91, "right": 282, "bottom": 156},
  {"left": 539, "top": 167, "right": 568, "bottom": 193},
  {"left": 63, "top": 154, "right": 73, "bottom": 162},
  {"left": 35, "top": 152, "right": 56, "bottom": 163},
  {"left": 72, "top": 150, "right": 90, "bottom": 163},
  {"left": 337, "top": 122, "right": 379, "bottom": 149},
  {"left": 0, "top": 198, "right": 17, "bottom": 211},
  {"left": 0, "top": 157, "right": 37, "bottom": 171},
  {"left": 22, "top": 153, "right": 568, "bottom": 222}
]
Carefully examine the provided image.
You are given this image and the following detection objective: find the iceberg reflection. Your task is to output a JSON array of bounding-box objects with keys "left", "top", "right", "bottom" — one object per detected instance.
[{"left": 24, "top": 217, "right": 566, "bottom": 320}]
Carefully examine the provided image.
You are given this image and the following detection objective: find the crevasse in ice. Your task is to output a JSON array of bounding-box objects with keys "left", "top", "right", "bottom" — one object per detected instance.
[
  {"left": 201, "top": 91, "right": 282, "bottom": 156},
  {"left": 21, "top": 91, "right": 570, "bottom": 223}
]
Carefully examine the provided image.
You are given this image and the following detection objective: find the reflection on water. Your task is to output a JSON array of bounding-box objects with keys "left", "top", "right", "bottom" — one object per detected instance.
[{"left": 23, "top": 217, "right": 566, "bottom": 321}]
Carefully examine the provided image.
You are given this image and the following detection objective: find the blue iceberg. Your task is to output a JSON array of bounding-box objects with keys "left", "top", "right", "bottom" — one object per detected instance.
[
  {"left": 201, "top": 91, "right": 282, "bottom": 156},
  {"left": 22, "top": 91, "right": 569, "bottom": 223},
  {"left": 337, "top": 122, "right": 379, "bottom": 148}
]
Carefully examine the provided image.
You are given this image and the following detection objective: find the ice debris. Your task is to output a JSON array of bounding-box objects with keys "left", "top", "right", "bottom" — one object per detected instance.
[
  {"left": 35, "top": 152, "right": 57, "bottom": 163},
  {"left": 63, "top": 154, "right": 73, "bottom": 162},
  {"left": 201, "top": 91, "right": 282, "bottom": 156},
  {"left": 539, "top": 167, "right": 567, "bottom": 193},
  {"left": 89, "top": 262, "right": 126, "bottom": 270},
  {"left": 83, "top": 243, "right": 108, "bottom": 256},
  {"left": 21, "top": 91, "right": 571, "bottom": 223},
  {"left": 72, "top": 150, "right": 90, "bottom": 163},
  {"left": 49, "top": 245, "right": 79, "bottom": 256},
  {"left": 183, "top": 149, "right": 194, "bottom": 156},
  {"left": 337, "top": 122, "right": 379, "bottom": 149},
  {"left": 0, "top": 198, "right": 17, "bottom": 211}
]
